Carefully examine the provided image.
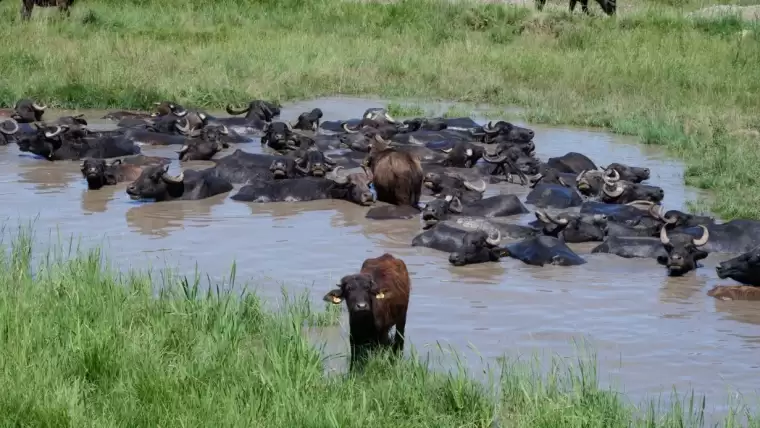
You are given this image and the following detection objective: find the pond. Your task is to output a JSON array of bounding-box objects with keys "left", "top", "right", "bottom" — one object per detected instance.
[{"left": 2, "top": 96, "right": 756, "bottom": 416}]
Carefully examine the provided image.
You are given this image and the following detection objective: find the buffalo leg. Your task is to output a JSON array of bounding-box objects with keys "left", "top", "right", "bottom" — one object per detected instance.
[
  {"left": 20, "top": 0, "right": 34, "bottom": 20},
  {"left": 580, "top": 0, "right": 591, "bottom": 14},
  {"left": 569, "top": 0, "right": 578, "bottom": 12},
  {"left": 393, "top": 315, "right": 407, "bottom": 357},
  {"left": 535, "top": 0, "right": 547, "bottom": 11}
]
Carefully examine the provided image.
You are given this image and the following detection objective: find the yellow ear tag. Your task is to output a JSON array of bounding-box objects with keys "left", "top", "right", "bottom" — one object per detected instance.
[
  {"left": 375, "top": 292, "right": 385, "bottom": 300},
  {"left": 330, "top": 296, "right": 342, "bottom": 304}
]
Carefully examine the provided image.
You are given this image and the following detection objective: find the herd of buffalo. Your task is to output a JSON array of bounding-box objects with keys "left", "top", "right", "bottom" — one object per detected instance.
[{"left": 0, "top": 98, "right": 759, "bottom": 307}]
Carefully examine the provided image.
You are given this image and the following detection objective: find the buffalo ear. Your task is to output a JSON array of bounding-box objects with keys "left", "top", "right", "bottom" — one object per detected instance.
[{"left": 323, "top": 289, "right": 343, "bottom": 305}]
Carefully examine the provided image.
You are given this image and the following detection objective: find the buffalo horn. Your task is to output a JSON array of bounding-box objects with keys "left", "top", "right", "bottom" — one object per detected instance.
[
  {"left": 220, "top": 125, "right": 229, "bottom": 135},
  {"left": 540, "top": 209, "right": 569, "bottom": 225},
  {"left": 0, "top": 119, "right": 19, "bottom": 135},
  {"left": 440, "top": 148, "right": 453, "bottom": 154},
  {"left": 179, "top": 145, "right": 189, "bottom": 154},
  {"left": 383, "top": 112, "right": 397, "bottom": 124},
  {"left": 175, "top": 119, "right": 191, "bottom": 135},
  {"left": 341, "top": 123, "right": 358, "bottom": 134},
  {"left": 463, "top": 179, "right": 486, "bottom": 193},
  {"left": 649, "top": 204, "right": 677, "bottom": 224},
  {"left": 602, "top": 182, "right": 624, "bottom": 198},
  {"left": 327, "top": 166, "right": 348, "bottom": 184},
  {"left": 659, "top": 226, "right": 671, "bottom": 245},
  {"left": 485, "top": 229, "right": 501, "bottom": 247},
  {"left": 692, "top": 225, "right": 710, "bottom": 246},
  {"left": 483, "top": 121, "right": 498, "bottom": 134},
  {"left": 225, "top": 104, "right": 250, "bottom": 115},
  {"left": 44, "top": 125, "right": 66, "bottom": 139},
  {"left": 161, "top": 169, "right": 184, "bottom": 184},
  {"left": 603, "top": 169, "right": 621, "bottom": 184},
  {"left": 32, "top": 102, "right": 47, "bottom": 111},
  {"left": 625, "top": 200, "right": 655, "bottom": 211},
  {"left": 482, "top": 149, "right": 508, "bottom": 164}
]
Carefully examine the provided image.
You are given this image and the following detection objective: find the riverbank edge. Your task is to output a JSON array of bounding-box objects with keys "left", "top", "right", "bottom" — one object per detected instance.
[{"left": 0, "top": 227, "right": 756, "bottom": 427}]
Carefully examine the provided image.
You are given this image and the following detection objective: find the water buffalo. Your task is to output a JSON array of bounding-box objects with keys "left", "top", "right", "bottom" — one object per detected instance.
[
  {"left": 667, "top": 221, "right": 760, "bottom": 254},
  {"left": 525, "top": 183, "right": 583, "bottom": 209},
  {"left": 261, "top": 122, "right": 299, "bottom": 152},
  {"left": 177, "top": 125, "right": 231, "bottom": 161},
  {"left": 230, "top": 168, "right": 374, "bottom": 206},
  {"left": 480, "top": 121, "right": 535, "bottom": 144},
  {"left": 226, "top": 100, "right": 281, "bottom": 122},
  {"left": 530, "top": 168, "right": 576, "bottom": 188},
  {"left": 536, "top": 0, "right": 616, "bottom": 15},
  {"left": 206, "top": 150, "right": 295, "bottom": 183},
  {"left": 657, "top": 225, "right": 710, "bottom": 276},
  {"left": 125, "top": 164, "right": 234, "bottom": 202},
  {"left": 421, "top": 194, "right": 528, "bottom": 229},
  {"left": 0, "top": 119, "right": 20, "bottom": 145},
  {"left": 293, "top": 108, "right": 323, "bottom": 131},
  {"left": 422, "top": 172, "right": 486, "bottom": 204},
  {"left": 403, "top": 117, "right": 448, "bottom": 132},
  {"left": 293, "top": 146, "right": 338, "bottom": 178},
  {"left": 605, "top": 162, "right": 650, "bottom": 183},
  {"left": 601, "top": 170, "right": 665, "bottom": 204},
  {"left": 9, "top": 99, "right": 47, "bottom": 122},
  {"left": 393, "top": 129, "right": 471, "bottom": 146},
  {"left": 575, "top": 169, "right": 606, "bottom": 197},
  {"left": 439, "top": 141, "right": 484, "bottom": 168},
  {"left": 323, "top": 253, "right": 411, "bottom": 370},
  {"left": 412, "top": 221, "right": 502, "bottom": 254},
  {"left": 591, "top": 236, "right": 669, "bottom": 259},
  {"left": 480, "top": 145, "right": 537, "bottom": 182},
  {"left": 81, "top": 155, "right": 170, "bottom": 190},
  {"left": 716, "top": 248, "right": 760, "bottom": 286},
  {"left": 502, "top": 236, "right": 586, "bottom": 267},
  {"left": 545, "top": 152, "right": 597, "bottom": 175},
  {"left": 448, "top": 229, "right": 508, "bottom": 266},
  {"left": 649, "top": 205, "right": 715, "bottom": 229},
  {"left": 18, "top": 125, "right": 141, "bottom": 161},
  {"left": 363, "top": 138, "right": 423, "bottom": 207},
  {"left": 533, "top": 209, "right": 607, "bottom": 243}
]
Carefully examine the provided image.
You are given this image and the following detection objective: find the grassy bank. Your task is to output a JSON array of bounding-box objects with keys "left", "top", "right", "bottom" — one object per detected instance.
[
  {"left": 1, "top": 0, "right": 759, "bottom": 218},
  {"left": 0, "top": 230, "right": 756, "bottom": 427}
]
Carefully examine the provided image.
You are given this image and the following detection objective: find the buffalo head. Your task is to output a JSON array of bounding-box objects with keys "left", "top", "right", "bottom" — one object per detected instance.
[
  {"left": 403, "top": 117, "right": 447, "bottom": 132},
  {"left": 327, "top": 166, "right": 375, "bottom": 206},
  {"left": 151, "top": 101, "right": 186, "bottom": 117},
  {"left": 226, "top": 100, "right": 280, "bottom": 121},
  {"left": 12, "top": 99, "right": 47, "bottom": 123},
  {"left": 716, "top": 248, "right": 760, "bottom": 287},
  {"left": 534, "top": 209, "right": 607, "bottom": 243},
  {"left": 262, "top": 122, "right": 297, "bottom": 152},
  {"left": 295, "top": 147, "right": 337, "bottom": 178},
  {"left": 423, "top": 172, "right": 486, "bottom": 195},
  {"left": 178, "top": 125, "right": 230, "bottom": 161},
  {"left": 18, "top": 124, "right": 71, "bottom": 159},
  {"left": 605, "top": 162, "right": 650, "bottom": 183},
  {"left": 481, "top": 120, "right": 534, "bottom": 144},
  {"left": 649, "top": 204, "right": 715, "bottom": 228},
  {"left": 80, "top": 158, "right": 120, "bottom": 190},
  {"left": 448, "top": 229, "right": 504, "bottom": 266},
  {"left": 440, "top": 142, "right": 484, "bottom": 168},
  {"left": 293, "top": 108, "right": 323, "bottom": 131},
  {"left": 126, "top": 164, "right": 185, "bottom": 201},
  {"left": 421, "top": 194, "right": 463, "bottom": 229},
  {"left": 324, "top": 273, "right": 389, "bottom": 313},
  {"left": 0, "top": 118, "right": 20, "bottom": 145},
  {"left": 657, "top": 225, "right": 710, "bottom": 276},
  {"left": 602, "top": 170, "right": 664, "bottom": 204}
]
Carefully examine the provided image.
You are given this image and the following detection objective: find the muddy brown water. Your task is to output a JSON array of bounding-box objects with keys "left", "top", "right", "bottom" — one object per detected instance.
[{"left": 3, "top": 96, "right": 758, "bottom": 414}]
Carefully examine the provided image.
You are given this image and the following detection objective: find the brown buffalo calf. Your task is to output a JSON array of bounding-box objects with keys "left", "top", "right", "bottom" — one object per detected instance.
[
  {"left": 362, "top": 136, "right": 423, "bottom": 208},
  {"left": 707, "top": 285, "right": 760, "bottom": 301},
  {"left": 324, "top": 253, "right": 411, "bottom": 370}
]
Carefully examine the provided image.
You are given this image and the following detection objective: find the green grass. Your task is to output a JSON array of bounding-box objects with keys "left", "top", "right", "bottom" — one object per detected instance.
[
  {"left": 0, "top": 227, "right": 758, "bottom": 427},
  {"left": 1, "top": 0, "right": 759, "bottom": 218}
]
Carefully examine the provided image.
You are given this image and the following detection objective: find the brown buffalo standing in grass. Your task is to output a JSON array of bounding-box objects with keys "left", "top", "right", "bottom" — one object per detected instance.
[{"left": 361, "top": 135, "right": 423, "bottom": 208}]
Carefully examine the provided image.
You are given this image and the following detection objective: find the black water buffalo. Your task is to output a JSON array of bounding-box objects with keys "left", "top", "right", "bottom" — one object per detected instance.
[
  {"left": 525, "top": 183, "right": 583, "bottom": 209},
  {"left": 177, "top": 125, "right": 231, "bottom": 161},
  {"left": 480, "top": 121, "right": 535, "bottom": 144},
  {"left": 225, "top": 100, "right": 281, "bottom": 122},
  {"left": 601, "top": 170, "right": 665, "bottom": 204},
  {"left": 81, "top": 155, "right": 170, "bottom": 190},
  {"left": 126, "top": 164, "right": 234, "bottom": 202},
  {"left": 533, "top": 209, "right": 607, "bottom": 243},
  {"left": 439, "top": 142, "right": 484, "bottom": 168},
  {"left": 230, "top": 169, "right": 374, "bottom": 206},
  {"left": 9, "top": 99, "right": 47, "bottom": 122},
  {"left": 604, "top": 162, "right": 650, "bottom": 183},
  {"left": 293, "top": 108, "right": 323, "bottom": 131},
  {"left": 403, "top": 117, "right": 448, "bottom": 132},
  {"left": 18, "top": 125, "right": 140, "bottom": 161},
  {"left": 448, "top": 229, "right": 508, "bottom": 266},
  {"left": 716, "top": 248, "right": 760, "bottom": 287},
  {"left": 530, "top": 168, "right": 576, "bottom": 188},
  {"left": 422, "top": 172, "right": 486, "bottom": 205},
  {"left": 545, "top": 152, "right": 597, "bottom": 175},
  {"left": 536, "top": 0, "right": 616, "bottom": 15},
  {"left": 293, "top": 146, "right": 338, "bottom": 178},
  {"left": 207, "top": 150, "right": 294, "bottom": 183},
  {"left": 579, "top": 200, "right": 660, "bottom": 225},
  {"left": 502, "top": 236, "right": 586, "bottom": 267},
  {"left": 421, "top": 194, "right": 528, "bottom": 229},
  {"left": 668, "top": 221, "right": 760, "bottom": 254},
  {"left": 0, "top": 119, "right": 20, "bottom": 145},
  {"left": 411, "top": 221, "right": 503, "bottom": 254},
  {"left": 393, "top": 129, "right": 471, "bottom": 147},
  {"left": 261, "top": 122, "right": 299, "bottom": 152},
  {"left": 454, "top": 216, "right": 541, "bottom": 241},
  {"left": 649, "top": 204, "right": 715, "bottom": 229},
  {"left": 591, "top": 236, "right": 669, "bottom": 259},
  {"left": 657, "top": 225, "right": 710, "bottom": 276}
]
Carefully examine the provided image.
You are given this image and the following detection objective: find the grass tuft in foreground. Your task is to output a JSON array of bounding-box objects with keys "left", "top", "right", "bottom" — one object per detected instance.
[{"left": 0, "top": 228, "right": 758, "bottom": 426}]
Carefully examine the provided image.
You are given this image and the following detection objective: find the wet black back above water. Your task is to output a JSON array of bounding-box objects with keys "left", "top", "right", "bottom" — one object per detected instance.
[{"left": 2, "top": 96, "right": 757, "bottom": 411}]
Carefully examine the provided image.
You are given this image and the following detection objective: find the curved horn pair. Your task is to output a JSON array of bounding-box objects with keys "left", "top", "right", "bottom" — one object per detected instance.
[
  {"left": 327, "top": 166, "right": 348, "bottom": 185},
  {"left": 32, "top": 102, "right": 47, "bottom": 111},
  {"left": 660, "top": 225, "right": 709, "bottom": 246},
  {"left": 44, "top": 125, "right": 68, "bottom": 139},
  {"left": 0, "top": 119, "right": 20, "bottom": 135}
]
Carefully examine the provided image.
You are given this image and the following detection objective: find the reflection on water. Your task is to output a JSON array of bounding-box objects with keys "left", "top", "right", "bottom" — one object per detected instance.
[{"left": 0, "top": 96, "right": 757, "bottom": 415}]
